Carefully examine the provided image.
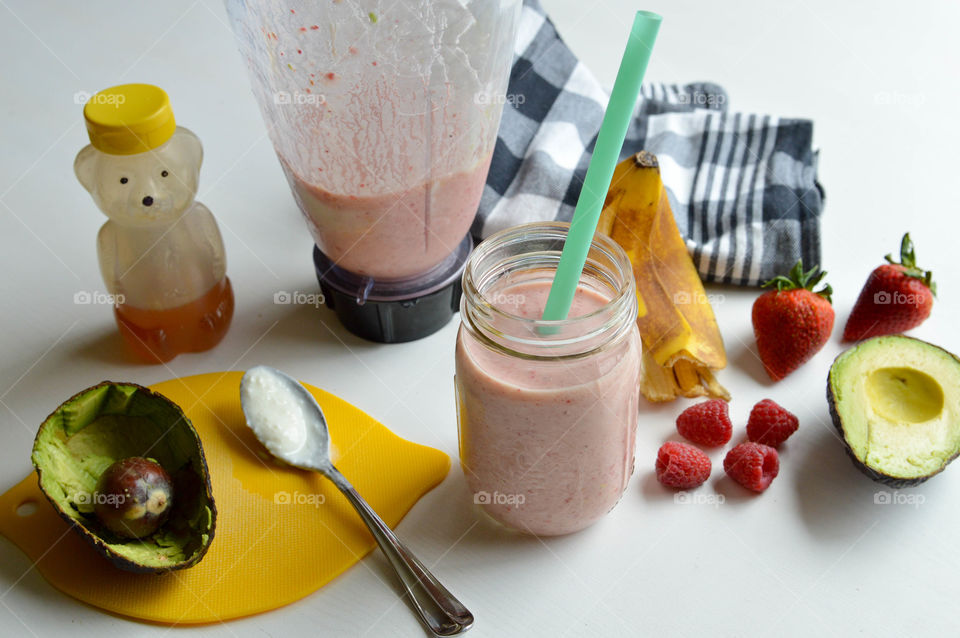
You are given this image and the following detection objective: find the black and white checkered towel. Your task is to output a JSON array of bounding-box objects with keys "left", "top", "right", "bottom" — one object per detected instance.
[{"left": 476, "top": 0, "right": 823, "bottom": 287}]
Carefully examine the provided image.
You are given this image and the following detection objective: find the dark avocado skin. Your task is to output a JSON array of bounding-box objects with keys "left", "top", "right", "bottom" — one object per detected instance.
[
  {"left": 33, "top": 381, "right": 216, "bottom": 574},
  {"left": 826, "top": 338, "right": 960, "bottom": 488}
]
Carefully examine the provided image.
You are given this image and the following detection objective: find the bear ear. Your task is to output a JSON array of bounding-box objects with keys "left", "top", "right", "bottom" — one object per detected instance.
[
  {"left": 74, "top": 145, "right": 99, "bottom": 193},
  {"left": 165, "top": 128, "right": 203, "bottom": 167}
]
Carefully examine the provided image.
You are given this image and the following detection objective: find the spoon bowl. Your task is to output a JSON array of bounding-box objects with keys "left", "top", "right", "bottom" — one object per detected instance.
[{"left": 239, "top": 365, "right": 331, "bottom": 471}]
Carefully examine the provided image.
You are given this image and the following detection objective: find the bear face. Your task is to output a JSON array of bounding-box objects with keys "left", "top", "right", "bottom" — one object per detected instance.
[{"left": 75, "top": 127, "right": 203, "bottom": 227}]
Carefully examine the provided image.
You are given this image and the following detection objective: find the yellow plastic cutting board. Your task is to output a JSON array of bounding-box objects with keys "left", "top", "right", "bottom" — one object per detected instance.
[{"left": 0, "top": 372, "right": 450, "bottom": 625}]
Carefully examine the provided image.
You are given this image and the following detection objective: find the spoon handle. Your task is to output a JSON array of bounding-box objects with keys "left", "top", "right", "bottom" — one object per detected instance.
[{"left": 324, "top": 466, "right": 474, "bottom": 636}]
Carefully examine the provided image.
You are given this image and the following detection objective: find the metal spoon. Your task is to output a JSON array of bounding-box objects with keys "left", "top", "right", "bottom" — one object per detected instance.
[{"left": 239, "top": 365, "right": 473, "bottom": 636}]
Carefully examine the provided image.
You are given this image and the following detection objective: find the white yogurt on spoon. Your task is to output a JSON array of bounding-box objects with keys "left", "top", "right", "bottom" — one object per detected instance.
[{"left": 239, "top": 366, "right": 318, "bottom": 463}]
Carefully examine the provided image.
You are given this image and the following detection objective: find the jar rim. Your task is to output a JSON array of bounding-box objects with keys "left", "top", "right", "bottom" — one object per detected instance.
[
  {"left": 461, "top": 221, "right": 638, "bottom": 360},
  {"left": 464, "top": 221, "right": 633, "bottom": 326}
]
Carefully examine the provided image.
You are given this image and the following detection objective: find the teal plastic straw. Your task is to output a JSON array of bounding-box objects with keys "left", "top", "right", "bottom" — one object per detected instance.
[{"left": 541, "top": 11, "right": 661, "bottom": 322}]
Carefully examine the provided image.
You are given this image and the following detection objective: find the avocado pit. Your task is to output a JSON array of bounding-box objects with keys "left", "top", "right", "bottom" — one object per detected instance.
[{"left": 94, "top": 457, "right": 173, "bottom": 539}]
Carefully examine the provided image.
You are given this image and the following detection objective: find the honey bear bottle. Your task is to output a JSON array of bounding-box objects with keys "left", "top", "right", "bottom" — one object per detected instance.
[{"left": 75, "top": 84, "right": 234, "bottom": 363}]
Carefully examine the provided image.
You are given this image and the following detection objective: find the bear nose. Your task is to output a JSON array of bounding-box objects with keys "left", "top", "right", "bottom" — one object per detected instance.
[{"left": 142, "top": 196, "right": 154, "bottom": 207}]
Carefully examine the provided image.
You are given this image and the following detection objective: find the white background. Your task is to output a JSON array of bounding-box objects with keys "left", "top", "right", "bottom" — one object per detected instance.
[{"left": 2, "top": 1, "right": 959, "bottom": 636}]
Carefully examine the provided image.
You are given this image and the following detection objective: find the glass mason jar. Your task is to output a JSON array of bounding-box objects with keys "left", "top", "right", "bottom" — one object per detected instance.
[{"left": 455, "top": 222, "right": 642, "bottom": 536}]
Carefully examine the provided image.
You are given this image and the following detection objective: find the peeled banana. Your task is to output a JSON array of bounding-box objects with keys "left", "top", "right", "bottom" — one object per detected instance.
[{"left": 597, "top": 151, "right": 729, "bottom": 402}]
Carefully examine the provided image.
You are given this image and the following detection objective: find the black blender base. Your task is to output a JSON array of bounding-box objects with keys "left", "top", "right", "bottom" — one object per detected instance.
[
  {"left": 316, "top": 277, "right": 461, "bottom": 343},
  {"left": 312, "top": 235, "right": 471, "bottom": 343}
]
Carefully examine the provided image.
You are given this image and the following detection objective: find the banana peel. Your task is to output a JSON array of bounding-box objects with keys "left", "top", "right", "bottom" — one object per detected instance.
[{"left": 598, "top": 151, "right": 729, "bottom": 402}]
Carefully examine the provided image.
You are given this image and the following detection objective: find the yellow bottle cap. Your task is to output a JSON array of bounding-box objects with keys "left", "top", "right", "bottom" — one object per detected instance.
[{"left": 83, "top": 84, "right": 176, "bottom": 155}]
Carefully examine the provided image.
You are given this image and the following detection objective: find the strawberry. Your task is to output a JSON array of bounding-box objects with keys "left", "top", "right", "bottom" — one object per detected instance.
[
  {"left": 752, "top": 260, "right": 835, "bottom": 381},
  {"left": 843, "top": 233, "right": 936, "bottom": 341}
]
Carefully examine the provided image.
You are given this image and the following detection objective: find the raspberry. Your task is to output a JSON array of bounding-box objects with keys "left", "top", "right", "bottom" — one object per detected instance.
[
  {"left": 746, "top": 399, "right": 799, "bottom": 448},
  {"left": 676, "top": 399, "right": 733, "bottom": 447},
  {"left": 723, "top": 443, "right": 779, "bottom": 492},
  {"left": 656, "top": 442, "right": 711, "bottom": 489}
]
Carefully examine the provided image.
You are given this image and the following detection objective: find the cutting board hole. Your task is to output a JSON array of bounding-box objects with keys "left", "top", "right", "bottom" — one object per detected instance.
[{"left": 16, "top": 500, "right": 37, "bottom": 517}]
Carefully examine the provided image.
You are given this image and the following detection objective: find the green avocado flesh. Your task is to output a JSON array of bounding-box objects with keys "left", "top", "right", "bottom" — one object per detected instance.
[
  {"left": 828, "top": 336, "right": 960, "bottom": 485},
  {"left": 31, "top": 382, "right": 215, "bottom": 573}
]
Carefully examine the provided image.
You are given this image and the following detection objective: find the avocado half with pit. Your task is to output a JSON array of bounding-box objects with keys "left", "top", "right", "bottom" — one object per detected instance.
[
  {"left": 828, "top": 335, "right": 960, "bottom": 487},
  {"left": 31, "top": 382, "right": 216, "bottom": 573}
]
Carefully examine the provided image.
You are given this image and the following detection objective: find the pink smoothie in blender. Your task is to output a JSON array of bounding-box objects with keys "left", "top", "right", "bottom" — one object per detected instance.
[
  {"left": 287, "top": 152, "right": 493, "bottom": 281},
  {"left": 227, "top": 1, "right": 520, "bottom": 341}
]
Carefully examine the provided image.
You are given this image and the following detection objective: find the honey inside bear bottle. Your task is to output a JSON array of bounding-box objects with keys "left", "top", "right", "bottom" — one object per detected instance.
[{"left": 75, "top": 84, "right": 234, "bottom": 363}]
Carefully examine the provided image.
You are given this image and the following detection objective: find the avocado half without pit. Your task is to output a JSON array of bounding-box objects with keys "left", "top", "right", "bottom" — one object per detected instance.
[
  {"left": 828, "top": 335, "right": 960, "bottom": 486},
  {"left": 31, "top": 382, "right": 216, "bottom": 573}
]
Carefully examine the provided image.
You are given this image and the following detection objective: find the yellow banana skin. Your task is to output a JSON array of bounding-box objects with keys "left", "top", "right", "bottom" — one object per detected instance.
[{"left": 598, "top": 151, "right": 729, "bottom": 402}]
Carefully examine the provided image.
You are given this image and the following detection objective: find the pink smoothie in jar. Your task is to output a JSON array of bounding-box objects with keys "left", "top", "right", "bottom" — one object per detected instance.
[{"left": 455, "top": 223, "right": 641, "bottom": 536}]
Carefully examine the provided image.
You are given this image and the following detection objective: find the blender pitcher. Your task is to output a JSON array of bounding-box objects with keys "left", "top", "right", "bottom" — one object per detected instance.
[{"left": 226, "top": 0, "right": 521, "bottom": 342}]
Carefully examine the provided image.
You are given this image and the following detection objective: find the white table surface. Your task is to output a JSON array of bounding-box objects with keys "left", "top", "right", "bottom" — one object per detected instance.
[{"left": 2, "top": 1, "right": 959, "bottom": 636}]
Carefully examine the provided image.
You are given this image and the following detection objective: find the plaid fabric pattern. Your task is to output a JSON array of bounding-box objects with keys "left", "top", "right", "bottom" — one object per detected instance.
[{"left": 477, "top": 0, "right": 823, "bottom": 286}]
